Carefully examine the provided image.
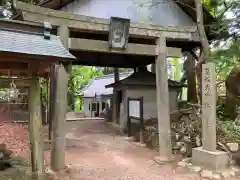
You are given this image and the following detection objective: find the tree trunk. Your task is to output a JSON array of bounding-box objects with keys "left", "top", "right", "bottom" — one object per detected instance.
[
  {"left": 182, "top": 52, "right": 198, "bottom": 103},
  {"left": 195, "top": 60, "right": 203, "bottom": 103},
  {"left": 195, "top": 0, "right": 211, "bottom": 63},
  {"left": 225, "top": 67, "right": 240, "bottom": 119},
  {"left": 195, "top": 0, "right": 211, "bottom": 103}
]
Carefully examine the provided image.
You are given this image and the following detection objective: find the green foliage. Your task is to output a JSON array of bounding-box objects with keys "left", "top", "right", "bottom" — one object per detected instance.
[
  {"left": 213, "top": 39, "right": 240, "bottom": 83},
  {"left": 203, "top": 0, "right": 217, "bottom": 15},
  {"left": 171, "top": 58, "right": 181, "bottom": 81},
  {"left": 71, "top": 66, "right": 103, "bottom": 111},
  {"left": 218, "top": 120, "right": 240, "bottom": 142},
  {"left": 71, "top": 66, "right": 103, "bottom": 92}
]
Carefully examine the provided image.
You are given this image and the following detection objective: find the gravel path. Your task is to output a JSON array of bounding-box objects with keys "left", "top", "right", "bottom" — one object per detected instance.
[{"left": 48, "top": 120, "right": 201, "bottom": 180}]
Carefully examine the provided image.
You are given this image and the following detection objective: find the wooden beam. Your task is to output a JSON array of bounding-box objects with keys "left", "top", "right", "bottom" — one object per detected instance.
[
  {"left": 28, "top": 76, "right": 45, "bottom": 180},
  {"left": 0, "top": 61, "right": 50, "bottom": 77},
  {"left": 58, "top": 26, "right": 69, "bottom": 49},
  {"left": 0, "top": 51, "right": 64, "bottom": 63},
  {"left": 21, "top": 11, "right": 193, "bottom": 40},
  {"left": 51, "top": 64, "right": 68, "bottom": 171},
  {"left": 69, "top": 38, "right": 182, "bottom": 57},
  {"left": 0, "top": 19, "right": 44, "bottom": 35},
  {"left": 16, "top": 2, "right": 196, "bottom": 32},
  {"left": 15, "top": 2, "right": 196, "bottom": 40},
  {"left": 0, "top": 62, "right": 29, "bottom": 70},
  {"left": 0, "top": 78, "right": 32, "bottom": 88}
]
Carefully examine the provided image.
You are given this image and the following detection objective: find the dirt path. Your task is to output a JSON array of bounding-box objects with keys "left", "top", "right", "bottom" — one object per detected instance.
[{"left": 48, "top": 120, "right": 200, "bottom": 180}]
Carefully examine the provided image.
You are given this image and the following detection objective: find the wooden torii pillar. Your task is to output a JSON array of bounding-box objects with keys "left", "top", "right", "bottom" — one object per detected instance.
[
  {"left": 154, "top": 36, "right": 173, "bottom": 163},
  {"left": 50, "top": 26, "right": 69, "bottom": 171}
]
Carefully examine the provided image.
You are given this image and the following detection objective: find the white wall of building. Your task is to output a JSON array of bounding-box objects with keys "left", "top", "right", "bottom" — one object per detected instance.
[
  {"left": 119, "top": 88, "right": 179, "bottom": 130},
  {"left": 84, "top": 96, "right": 112, "bottom": 117},
  {"left": 84, "top": 98, "right": 92, "bottom": 117}
]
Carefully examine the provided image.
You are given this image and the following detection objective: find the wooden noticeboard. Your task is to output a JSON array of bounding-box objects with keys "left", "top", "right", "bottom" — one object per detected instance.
[{"left": 127, "top": 97, "right": 144, "bottom": 141}]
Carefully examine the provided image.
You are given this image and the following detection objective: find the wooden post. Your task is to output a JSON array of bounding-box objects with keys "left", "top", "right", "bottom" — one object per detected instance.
[
  {"left": 58, "top": 25, "right": 73, "bottom": 112},
  {"left": 65, "top": 63, "right": 73, "bottom": 112},
  {"left": 45, "top": 78, "right": 49, "bottom": 125},
  {"left": 48, "top": 65, "right": 56, "bottom": 140},
  {"left": 127, "top": 97, "right": 132, "bottom": 137},
  {"left": 185, "top": 52, "right": 198, "bottom": 103},
  {"left": 99, "top": 98, "right": 102, "bottom": 114},
  {"left": 112, "top": 68, "right": 119, "bottom": 123},
  {"left": 51, "top": 64, "right": 68, "bottom": 171},
  {"left": 90, "top": 100, "right": 92, "bottom": 117},
  {"left": 155, "top": 37, "right": 173, "bottom": 163},
  {"left": 50, "top": 26, "right": 70, "bottom": 171},
  {"left": 58, "top": 26, "right": 69, "bottom": 49},
  {"left": 28, "top": 75, "right": 45, "bottom": 180},
  {"left": 139, "top": 97, "right": 144, "bottom": 144},
  {"left": 40, "top": 80, "right": 44, "bottom": 124}
]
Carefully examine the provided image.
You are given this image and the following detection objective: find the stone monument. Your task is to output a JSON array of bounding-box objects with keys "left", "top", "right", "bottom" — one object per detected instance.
[{"left": 192, "top": 62, "right": 229, "bottom": 171}]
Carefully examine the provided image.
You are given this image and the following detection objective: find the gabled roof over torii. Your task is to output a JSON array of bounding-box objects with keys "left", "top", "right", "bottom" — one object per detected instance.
[
  {"left": 39, "top": 0, "right": 216, "bottom": 41},
  {"left": 12, "top": 1, "right": 202, "bottom": 68}
]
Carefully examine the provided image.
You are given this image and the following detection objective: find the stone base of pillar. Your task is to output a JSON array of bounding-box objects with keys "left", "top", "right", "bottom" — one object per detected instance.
[
  {"left": 154, "top": 156, "right": 174, "bottom": 165},
  {"left": 192, "top": 147, "right": 229, "bottom": 171}
]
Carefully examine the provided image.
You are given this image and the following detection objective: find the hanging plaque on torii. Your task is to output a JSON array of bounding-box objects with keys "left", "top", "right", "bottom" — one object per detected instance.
[{"left": 108, "top": 17, "right": 130, "bottom": 49}]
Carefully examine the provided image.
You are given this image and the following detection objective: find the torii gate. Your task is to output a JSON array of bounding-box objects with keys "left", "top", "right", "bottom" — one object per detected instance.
[{"left": 13, "top": 0, "right": 203, "bottom": 174}]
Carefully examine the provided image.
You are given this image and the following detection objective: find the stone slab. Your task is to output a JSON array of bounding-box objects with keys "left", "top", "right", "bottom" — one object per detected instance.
[
  {"left": 154, "top": 156, "right": 174, "bottom": 165},
  {"left": 122, "top": 136, "right": 135, "bottom": 141},
  {"left": 132, "top": 142, "right": 146, "bottom": 147},
  {"left": 192, "top": 147, "right": 229, "bottom": 171}
]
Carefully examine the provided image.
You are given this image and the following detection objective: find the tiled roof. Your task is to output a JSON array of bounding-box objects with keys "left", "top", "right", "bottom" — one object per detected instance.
[
  {"left": 0, "top": 30, "right": 76, "bottom": 59},
  {"left": 105, "top": 71, "right": 187, "bottom": 88},
  {"left": 79, "top": 72, "right": 132, "bottom": 97},
  {"left": 79, "top": 70, "right": 186, "bottom": 97}
]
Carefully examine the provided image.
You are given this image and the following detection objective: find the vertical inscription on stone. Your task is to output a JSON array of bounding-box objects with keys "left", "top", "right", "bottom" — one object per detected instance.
[{"left": 202, "top": 63, "right": 217, "bottom": 151}]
